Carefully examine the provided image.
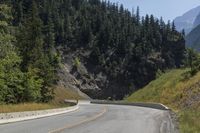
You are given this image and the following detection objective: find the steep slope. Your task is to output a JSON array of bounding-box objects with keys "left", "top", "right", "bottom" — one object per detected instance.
[
  {"left": 127, "top": 69, "right": 200, "bottom": 133},
  {"left": 4, "top": 0, "right": 185, "bottom": 101},
  {"left": 57, "top": 49, "right": 97, "bottom": 99},
  {"left": 174, "top": 5, "right": 200, "bottom": 34},
  {"left": 186, "top": 24, "right": 200, "bottom": 50},
  {"left": 193, "top": 12, "right": 200, "bottom": 28}
]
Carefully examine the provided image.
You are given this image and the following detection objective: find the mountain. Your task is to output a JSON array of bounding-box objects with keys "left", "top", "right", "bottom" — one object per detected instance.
[
  {"left": 178, "top": 6, "right": 200, "bottom": 51},
  {"left": 0, "top": 0, "right": 186, "bottom": 103},
  {"left": 193, "top": 12, "right": 200, "bottom": 28},
  {"left": 174, "top": 6, "right": 200, "bottom": 34},
  {"left": 186, "top": 24, "right": 200, "bottom": 50}
]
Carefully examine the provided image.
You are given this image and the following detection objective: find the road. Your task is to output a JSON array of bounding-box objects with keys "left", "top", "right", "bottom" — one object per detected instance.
[{"left": 0, "top": 103, "right": 175, "bottom": 133}]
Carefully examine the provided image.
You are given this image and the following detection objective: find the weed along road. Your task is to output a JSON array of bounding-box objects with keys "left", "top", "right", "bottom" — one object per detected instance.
[{"left": 0, "top": 102, "right": 175, "bottom": 133}]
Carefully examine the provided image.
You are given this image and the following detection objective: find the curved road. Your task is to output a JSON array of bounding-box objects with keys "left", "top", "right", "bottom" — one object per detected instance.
[{"left": 0, "top": 103, "right": 175, "bottom": 133}]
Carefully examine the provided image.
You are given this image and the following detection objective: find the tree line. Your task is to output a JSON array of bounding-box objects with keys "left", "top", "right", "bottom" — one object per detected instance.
[
  {"left": 0, "top": 0, "right": 186, "bottom": 102},
  {"left": 0, "top": 1, "right": 59, "bottom": 104}
]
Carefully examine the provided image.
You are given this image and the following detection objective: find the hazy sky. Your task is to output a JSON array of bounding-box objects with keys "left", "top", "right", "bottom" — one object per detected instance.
[{"left": 110, "top": 0, "right": 200, "bottom": 22}]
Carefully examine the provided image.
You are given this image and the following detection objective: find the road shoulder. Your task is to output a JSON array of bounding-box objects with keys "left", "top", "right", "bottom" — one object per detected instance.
[{"left": 0, "top": 104, "right": 79, "bottom": 125}]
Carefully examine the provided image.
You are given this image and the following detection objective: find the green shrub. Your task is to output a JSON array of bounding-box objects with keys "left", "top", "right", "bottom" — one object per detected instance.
[{"left": 74, "top": 57, "right": 81, "bottom": 68}]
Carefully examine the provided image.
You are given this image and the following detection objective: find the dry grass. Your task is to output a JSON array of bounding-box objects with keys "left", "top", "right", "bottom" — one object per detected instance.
[
  {"left": 179, "top": 109, "right": 200, "bottom": 133},
  {"left": 51, "top": 86, "right": 84, "bottom": 105},
  {"left": 0, "top": 103, "right": 61, "bottom": 113},
  {"left": 0, "top": 86, "right": 84, "bottom": 113},
  {"left": 126, "top": 68, "right": 200, "bottom": 133}
]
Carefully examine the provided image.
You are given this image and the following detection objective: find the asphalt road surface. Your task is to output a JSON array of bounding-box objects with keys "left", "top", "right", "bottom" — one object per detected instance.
[{"left": 0, "top": 103, "right": 175, "bottom": 133}]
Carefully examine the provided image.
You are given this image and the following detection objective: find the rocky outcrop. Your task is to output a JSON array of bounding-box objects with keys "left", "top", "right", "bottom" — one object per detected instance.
[{"left": 57, "top": 48, "right": 107, "bottom": 99}]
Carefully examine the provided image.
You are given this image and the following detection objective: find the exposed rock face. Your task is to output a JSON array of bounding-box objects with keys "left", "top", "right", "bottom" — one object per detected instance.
[
  {"left": 57, "top": 47, "right": 173, "bottom": 100},
  {"left": 57, "top": 64, "right": 91, "bottom": 99},
  {"left": 57, "top": 48, "right": 107, "bottom": 99}
]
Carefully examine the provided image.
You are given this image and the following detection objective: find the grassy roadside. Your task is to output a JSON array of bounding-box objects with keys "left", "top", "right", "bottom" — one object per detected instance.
[
  {"left": 0, "top": 103, "right": 66, "bottom": 113},
  {"left": 179, "top": 108, "right": 200, "bottom": 133},
  {"left": 126, "top": 69, "right": 200, "bottom": 133},
  {"left": 0, "top": 86, "right": 83, "bottom": 113}
]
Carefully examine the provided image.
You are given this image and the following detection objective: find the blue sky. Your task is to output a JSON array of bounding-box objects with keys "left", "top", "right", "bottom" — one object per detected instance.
[{"left": 109, "top": 0, "right": 200, "bottom": 22}]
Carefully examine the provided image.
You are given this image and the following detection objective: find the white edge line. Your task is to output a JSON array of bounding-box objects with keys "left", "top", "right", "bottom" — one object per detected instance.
[{"left": 0, "top": 105, "right": 79, "bottom": 125}]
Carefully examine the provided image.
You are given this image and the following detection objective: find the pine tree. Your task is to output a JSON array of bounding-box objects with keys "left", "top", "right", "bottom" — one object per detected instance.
[
  {"left": 3, "top": 0, "right": 186, "bottom": 100},
  {"left": 181, "top": 29, "right": 185, "bottom": 37},
  {"left": 0, "top": 4, "right": 29, "bottom": 103},
  {"left": 172, "top": 21, "right": 176, "bottom": 32},
  {"left": 17, "top": 0, "right": 44, "bottom": 71},
  {"left": 16, "top": 0, "right": 54, "bottom": 102},
  {"left": 136, "top": 6, "right": 140, "bottom": 25}
]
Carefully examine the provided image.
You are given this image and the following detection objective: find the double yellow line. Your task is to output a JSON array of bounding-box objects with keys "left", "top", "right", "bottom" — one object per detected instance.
[{"left": 49, "top": 107, "right": 107, "bottom": 133}]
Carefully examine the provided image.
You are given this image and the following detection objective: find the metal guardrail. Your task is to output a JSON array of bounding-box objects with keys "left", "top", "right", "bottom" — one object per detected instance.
[{"left": 90, "top": 100, "right": 170, "bottom": 110}]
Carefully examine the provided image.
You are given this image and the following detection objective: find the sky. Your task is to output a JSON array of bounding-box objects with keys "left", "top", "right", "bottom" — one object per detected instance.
[{"left": 109, "top": 0, "right": 200, "bottom": 22}]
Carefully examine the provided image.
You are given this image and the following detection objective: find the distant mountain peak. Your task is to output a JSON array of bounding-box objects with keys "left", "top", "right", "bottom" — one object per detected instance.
[
  {"left": 174, "top": 5, "right": 200, "bottom": 34},
  {"left": 175, "top": 5, "right": 200, "bottom": 23}
]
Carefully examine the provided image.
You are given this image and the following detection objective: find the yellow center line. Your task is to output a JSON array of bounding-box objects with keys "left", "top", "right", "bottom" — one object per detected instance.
[{"left": 48, "top": 106, "right": 107, "bottom": 133}]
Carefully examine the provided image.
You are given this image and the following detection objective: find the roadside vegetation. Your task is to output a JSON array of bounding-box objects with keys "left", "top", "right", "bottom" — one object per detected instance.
[
  {"left": 51, "top": 86, "right": 84, "bottom": 105},
  {"left": 0, "top": 86, "right": 82, "bottom": 113},
  {"left": 127, "top": 48, "right": 200, "bottom": 133},
  {"left": 127, "top": 69, "right": 200, "bottom": 133},
  {"left": 0, "top": 103, "right": 64, "bottom": 113}
]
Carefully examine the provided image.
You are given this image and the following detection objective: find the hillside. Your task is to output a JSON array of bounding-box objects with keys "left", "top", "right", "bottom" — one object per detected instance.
[
  {"left": 0, "top": 0, "right": 186, "bottom": 104},
  {"left": 186, "top": 24, "right": 200, "bottom": 50},
  {"left": 0, "top": 87, "right": 83, "bottom": 113},
  {"left": 127, "top": 69, "right": 200, "bottom": 133}
]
